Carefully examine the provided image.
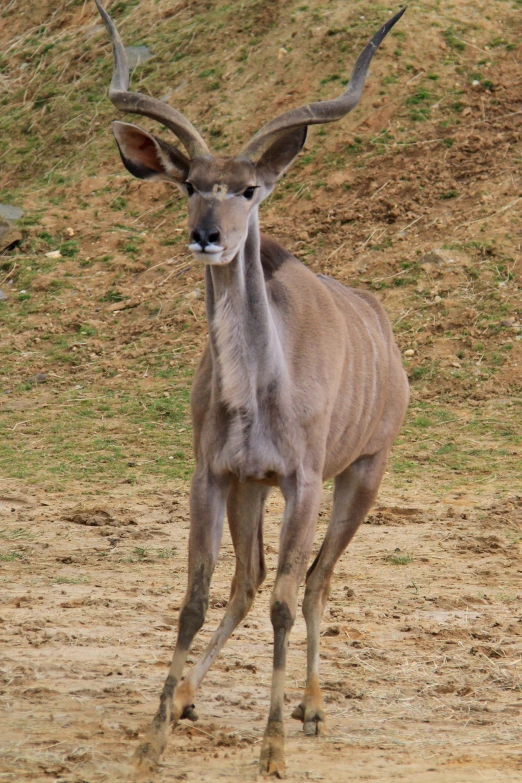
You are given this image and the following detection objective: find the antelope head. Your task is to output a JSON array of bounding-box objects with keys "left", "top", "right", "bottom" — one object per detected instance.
[{"left": 95, "top": 0, "right": 406, "bottom": 266}]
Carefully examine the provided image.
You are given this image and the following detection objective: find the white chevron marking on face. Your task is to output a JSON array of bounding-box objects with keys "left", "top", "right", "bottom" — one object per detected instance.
[{"left": 212, "top": 183, "right": 228, "bottom": 201}]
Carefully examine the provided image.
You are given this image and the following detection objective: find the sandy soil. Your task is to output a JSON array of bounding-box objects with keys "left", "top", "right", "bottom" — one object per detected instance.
[{"left": 1, "top": 478, "right": 521, "bottom": 783}]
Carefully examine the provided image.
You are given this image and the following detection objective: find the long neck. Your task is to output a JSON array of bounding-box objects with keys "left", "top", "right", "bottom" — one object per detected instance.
[{"left": 205, "top": 210, "right": 286, "bottom": 413}]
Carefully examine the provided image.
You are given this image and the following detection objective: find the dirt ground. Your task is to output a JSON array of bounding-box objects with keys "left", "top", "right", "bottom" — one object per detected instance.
[
  {"left": 1, "top": 477, "right": 521, "bottom": 783},
  {"left": 1, "top": 0, "right": 522, "bottom": 780}
]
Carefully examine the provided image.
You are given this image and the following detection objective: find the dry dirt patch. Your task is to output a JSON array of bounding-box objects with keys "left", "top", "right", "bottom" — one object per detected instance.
[{"left": 1, "top": 478, "right": 521, "bottom": 782}]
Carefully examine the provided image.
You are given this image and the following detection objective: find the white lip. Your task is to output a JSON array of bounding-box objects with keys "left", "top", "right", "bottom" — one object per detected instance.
[
  {"left": 188, "top": 242, "right": 224, "bottom": 254},
  {"left": 188, "top": 242, "right": 227, "bottom": 265}
]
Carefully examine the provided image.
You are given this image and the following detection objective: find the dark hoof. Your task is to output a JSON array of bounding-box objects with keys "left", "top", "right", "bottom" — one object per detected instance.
[
  {"left": 292, "top": 698, "right": 325, "bottom": 735},
  {"left": 303, "top": 711, "right": 324, "bottom": 737},
  {"left": 180, "top": 704, "right": 199, "bottom": 722},
  {"left": 291, "top": 703, "right": 305, "bottom": 722}
]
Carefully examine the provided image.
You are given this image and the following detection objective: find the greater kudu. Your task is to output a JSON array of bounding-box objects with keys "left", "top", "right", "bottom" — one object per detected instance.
[{"left": 94, "top": 1, "right": 409, "bottom": 776}]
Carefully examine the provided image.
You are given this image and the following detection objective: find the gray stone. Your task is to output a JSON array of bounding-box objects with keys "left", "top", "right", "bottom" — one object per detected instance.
[
  {"left": 419, "top": 250, "right": 445, "bottom": 266},
  {"left": 184, "top": 288, "right": 202, "bottom": 301},
  {"left": 0, "top": 204, "right": 24, "bottom": 221},
  {"left": 0, "top": 290, "right": 7, "bottom": 301},
  {"left": 27, "top": 373, "right": 47, "bottom": 385},
  {"left": 0, "top": 218, "right": 22, "bottom": 253},
  {"left": 125, "top": 45, "right": 153, "bottom": 69}
]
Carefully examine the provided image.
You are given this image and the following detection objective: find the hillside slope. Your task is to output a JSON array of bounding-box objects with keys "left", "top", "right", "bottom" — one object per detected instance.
[{"left": 1, "top": 0, "right": 521, "bottom": 489}]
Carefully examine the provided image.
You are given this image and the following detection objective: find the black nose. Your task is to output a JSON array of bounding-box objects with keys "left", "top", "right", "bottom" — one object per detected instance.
[{"left": 192, "top": 228, "right": 220, "bottom": 249}]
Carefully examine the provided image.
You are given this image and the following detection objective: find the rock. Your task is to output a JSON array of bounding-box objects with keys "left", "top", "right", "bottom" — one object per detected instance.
[
  {"left": 27, "top": 373, "right": 46, "bottom": 385},
  {"left": 0, "top": 290, "right": 7, "bottom": 301},
  {"left": 419, "top": 250, "right": 444, "bottom": 266},
  {"left": 64, "top": 227, "right": 75, "bottom": 237},
  {"left": 403, "top": 348, "right": 415, "bottom": 357},
  {"left": 184, "top": 288, "right": 202, "bottom": 301},
  {"left": 64, "top": 508, "right": 115, "bottom": 527},
  {"left": 0, "top": 218, "right": 22, "bottom": 253},
  {"left": 107, "top": 301, "right": 127, "bottom": 312},
  {"left": 45, "top": 250, "right": 62, "bottom": 259},
  {"left": 323, "top": 625, "right": 341, "bottom": 637},
  {"left": 125, "top": 45, "right": 153, "bottom": 68},
  {"left": 0, "top": 204, "right": 24, "bottom": 221},
  {"left": 107, "top": 298, "right": 140, "bottom": 312}
]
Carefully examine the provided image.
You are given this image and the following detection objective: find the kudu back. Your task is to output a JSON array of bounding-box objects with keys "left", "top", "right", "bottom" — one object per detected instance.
[{"left": 94, "top": 1, "right": 409, "bottom": 776}]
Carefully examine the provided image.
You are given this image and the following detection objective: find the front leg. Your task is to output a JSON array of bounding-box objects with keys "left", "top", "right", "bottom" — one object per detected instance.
[
  {"left": 134, "top": 467, "right": 229, "bottom": 772},
  {"left": 259, "top": 473, "right": 322, "bottom": 778}
]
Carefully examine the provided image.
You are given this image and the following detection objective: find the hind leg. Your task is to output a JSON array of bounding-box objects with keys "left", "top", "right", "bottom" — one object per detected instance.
[
  {"left": 259, "top": 472, "right": 323, "bottom": 778},
  {"left": 293, "top": 450, "right": 389, "bottom": 736}
]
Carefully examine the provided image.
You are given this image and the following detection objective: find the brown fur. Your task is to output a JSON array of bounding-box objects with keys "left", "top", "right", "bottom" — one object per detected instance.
[
  {"left": 260, "top": 233, "right": 294, "bottom": 281},
  {"left": 95, "top": 2, "right": 409, "bottom": 775}
]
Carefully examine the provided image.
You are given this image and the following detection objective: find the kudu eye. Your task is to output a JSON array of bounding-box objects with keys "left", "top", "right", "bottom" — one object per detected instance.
[
  {"left": 243, "top": 186, "right": 257, "bottom": 200},
  {"left": 185, "top": 182, "right": 195, "bottom": 197}
]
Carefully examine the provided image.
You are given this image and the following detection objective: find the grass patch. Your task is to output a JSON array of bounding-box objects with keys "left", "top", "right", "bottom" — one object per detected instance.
[
  {"left": 1, "top": 0, "right": 521, "bottom": 506},
  {"left": 442, "top": 27, "right": 466, "bottom": 51},
  {"left": 51, "top": 575, "right": 91, "bottom": 585},
  {"left": 0, "top": 550, "right": 25, "bottom": 561},
  {"left": 157, "top": 547, "right": 176, "bottom": 559},
  {"left": 0, "top": 382, "right": 193, "bottom": 489},
  {"left": 387, "top": 552, "right": 413, "bottom": 565},
  {"left": 0, "top": 527, "right": 34, "bottom": 540}
]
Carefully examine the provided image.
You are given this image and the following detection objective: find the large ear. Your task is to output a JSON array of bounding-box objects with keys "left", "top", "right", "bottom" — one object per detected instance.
[
  {"left": 254, "top": 127, "right": 307, "bottom": 185},
  {"left": 112, "top": 121, "right": 190, "bottom": 183}
]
